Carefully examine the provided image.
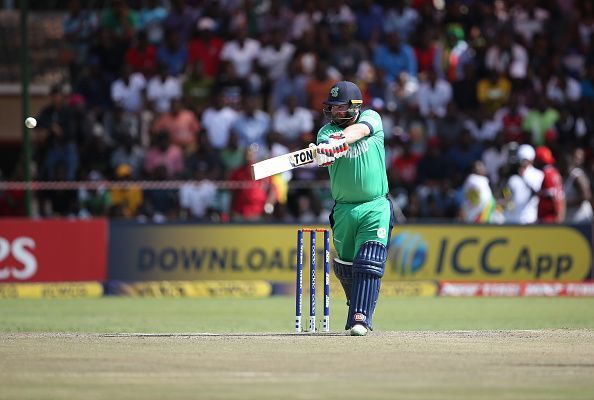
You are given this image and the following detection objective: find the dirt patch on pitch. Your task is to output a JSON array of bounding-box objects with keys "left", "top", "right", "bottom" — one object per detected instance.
[{"left": 2, "top": 330, "right": 594, "bottom": 400}]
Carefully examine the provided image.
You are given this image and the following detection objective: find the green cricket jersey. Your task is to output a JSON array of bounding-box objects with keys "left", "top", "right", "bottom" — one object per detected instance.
[{"left": 317, "top": 109, "right": 388, "bottom": 203}]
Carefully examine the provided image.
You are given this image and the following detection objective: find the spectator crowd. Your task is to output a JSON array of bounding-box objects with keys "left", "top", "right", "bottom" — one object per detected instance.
[{"left": 1, "top": 0, "right": 592, "bottom": 225}]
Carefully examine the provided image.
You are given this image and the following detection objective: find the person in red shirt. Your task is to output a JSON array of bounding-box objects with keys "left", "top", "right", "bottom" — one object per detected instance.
[
  {"left": 187, "top": 18, "right": 223, "bottom": 78},
  {"left": 414, "top": 29, "right": 437, "bottom": 74},
  {"left": 535, "top": 146, "right": 565, "bottom": 223},
  {"left": 501, "top": 110, "right": 524, "bottom": 143},
  {"left": 499, "top": 96, "right": 526, "bottom": 143},
  {"left": 125, "top": 30, "right": 157, "bottom": 76},
  {"left": 229, "top": 146, "right": 276, "bottom": 221},
  {"left": 389, "top": 136, "right": 421, "bottom": 192}
]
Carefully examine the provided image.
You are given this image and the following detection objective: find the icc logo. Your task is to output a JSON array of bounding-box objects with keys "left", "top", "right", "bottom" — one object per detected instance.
[{"left": 389, "top": 232, "right": 428, "bottom": 276}]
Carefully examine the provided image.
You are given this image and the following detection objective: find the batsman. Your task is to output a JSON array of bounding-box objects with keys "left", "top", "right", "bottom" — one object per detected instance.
[{"left": 312, "top": 81, "right": 395, "bottom": 336}]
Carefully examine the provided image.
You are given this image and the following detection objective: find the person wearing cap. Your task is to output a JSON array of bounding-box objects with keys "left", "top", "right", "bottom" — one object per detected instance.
[
  {"left": 502, "top": 143, "right": 544, "bottom": 224},
  {"left": 110, "top": 164, "right": 143, "bottom": 218},
  {"left": 311, "top": 81, "right": 395, "bottom": 336},
  {"left": 187, "top": 17, "right": 223, "bottom": 78},
  {"left": 534, "top": 146, "right": 565, "bottom": 223}
]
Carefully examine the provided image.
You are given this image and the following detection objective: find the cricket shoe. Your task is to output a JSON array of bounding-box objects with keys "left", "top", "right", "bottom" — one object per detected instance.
[{"left": 350, "top": 324, "right": 368, "bottom": 336}]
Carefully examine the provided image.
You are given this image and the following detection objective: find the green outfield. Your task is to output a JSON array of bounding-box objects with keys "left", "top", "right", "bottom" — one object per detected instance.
[
  {"left": 1, "top": 297, "right": 594, "bottom": 400},
  {"left": 1, "top": 297, "right": 594, "bottom": 332}
]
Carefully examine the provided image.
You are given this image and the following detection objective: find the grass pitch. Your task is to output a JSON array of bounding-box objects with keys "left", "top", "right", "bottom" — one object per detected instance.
[{"left": 1, "top": 297, "right": 594, "bottom": 400}]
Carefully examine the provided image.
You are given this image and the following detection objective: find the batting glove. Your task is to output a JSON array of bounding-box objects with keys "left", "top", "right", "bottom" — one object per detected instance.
[
  {"left": 310, "top": 143, "right": 336, "bottom": 167},
  {"left": 329, "top": 133, "right": 349, "bottom": 159}
]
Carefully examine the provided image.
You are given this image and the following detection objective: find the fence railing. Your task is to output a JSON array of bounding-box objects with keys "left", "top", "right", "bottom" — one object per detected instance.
[{"left": 0, "top": 179, "right": 331, "bottom": 190}]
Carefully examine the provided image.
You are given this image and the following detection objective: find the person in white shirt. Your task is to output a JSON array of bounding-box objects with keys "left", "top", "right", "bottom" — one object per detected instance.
[
  {"left": 503, "top": 144, "right": 544, "bottom": 224},
  {"left": 110, "top": 66, "right": 146, "bottom": 113},
  {"left": 146, "top": 64, "right": 182, "bottom": 113},
  {"left": 564, "top": 147, "right": 593, "bottom": 223},
  {"left": 460, "top": 161, "right": 501, "bottom": 223},
  {"left": 485, "top": 30, "right": 528, "bottom": 80},
  {"left": 511, "top": 2, "right": 549, "bottom": 45},
  {"left": 258, "top": 29, "right": 296, "bottom": 82},
  {"left": 179, "top": 161, "right": 218, "bottom": 220},
  {"left": 291, "top": 2, "right": 323, "bottom": 40},
  {"left": 258, "top": 28, "right": 296, "bottom": 110},
  {"left": 272, "top": 95, "right": 314, "bottom": 144},
  {"left": 481, "top": 132, "right": 507, "bottom": 184},
  {"left": 230, "top": 96, "right": 271, "bottom": 150},
  {"left": 416, "top": 69, "right": 453, "bottom": 118},
  {"left": 546, "top": 72, "right": 582, "bottom": 106},
  {"left": 416, "top": 69, "right": 453, "bottom": 136},
  {"left": 201, "top": 91, "right": 239, "bottom": 150},
  {"left": 464, "top": 114, "right": 502, "bottom": 143},
  {"left": 220, "top": 27, "right": 261, "bottom": 79}
]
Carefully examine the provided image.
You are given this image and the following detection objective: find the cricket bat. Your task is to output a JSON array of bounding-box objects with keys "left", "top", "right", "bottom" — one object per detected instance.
[{"left": 251, "top": 146, "right": 317, "bottom": 180}]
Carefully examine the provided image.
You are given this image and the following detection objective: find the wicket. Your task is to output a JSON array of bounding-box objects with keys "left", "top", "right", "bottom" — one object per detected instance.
[{"left": 295, "top": 228, "right": 330, "bottom": 333}]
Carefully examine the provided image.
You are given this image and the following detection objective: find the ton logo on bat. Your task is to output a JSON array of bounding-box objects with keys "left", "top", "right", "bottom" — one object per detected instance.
[{"left": 291, "top": 149, "right": 314, "bottom": 166}]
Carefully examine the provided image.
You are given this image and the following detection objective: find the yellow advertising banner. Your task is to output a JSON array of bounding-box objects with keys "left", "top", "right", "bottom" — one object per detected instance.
[
  {"left": 380, "top": 281, "right": 439, "bottom": 297},
  {"left": 108, "top": 224, "right": 592, "bottom": 282},
  {"left": 107, "top": 280, "right": 436, "bottom": 298},
  {"left": 0, "top": 282, "right": 103, "bottom": 299},
  {"left": 111, "top": 280, "right": 272, "bottom": 297},
  {"left": 388, "top": 225, "right": 592, "bottom": 281}
]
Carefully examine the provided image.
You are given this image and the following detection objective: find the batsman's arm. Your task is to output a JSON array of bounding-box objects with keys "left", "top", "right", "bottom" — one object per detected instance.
[
  {"left": 341, "top": 122, "right": 372, "bottom": 144},
  {"left": 326, "top": 123, "right": 372, "bottom": 159}
]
